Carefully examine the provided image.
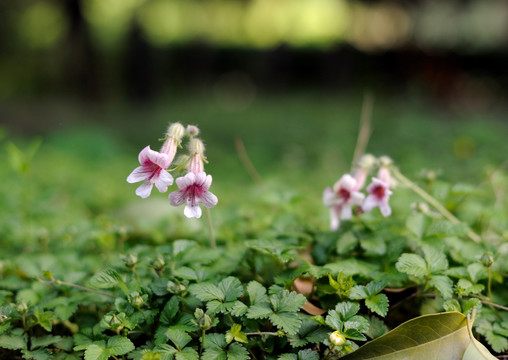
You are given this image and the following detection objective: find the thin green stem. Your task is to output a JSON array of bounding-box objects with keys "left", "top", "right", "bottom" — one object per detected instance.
[
  {"left": 200, "top": 329, "right": 206, "bottom": 357},
  {"left": 205, "top": 207, "right": 216, "bottom": 249},
  {"left": 131, "top": 268, "right": 141, "bottom": 284},
  {"left": 352, "top": 91, "right": 374, "bottom": 167},
  {"left": 487, "top": 267, "right": 493, "bottom": 301},
  {"left": 392, "top": 168, "right": 481, "bottom": 243},
  {"left": 245, "top": 331, "right": 280, "bottom": 336},
  {"left": 235, "top": 137, "right": 264, "bottom": 186},
  {"left": 480, "top": 299, "right": 508, "bottom": 312}
]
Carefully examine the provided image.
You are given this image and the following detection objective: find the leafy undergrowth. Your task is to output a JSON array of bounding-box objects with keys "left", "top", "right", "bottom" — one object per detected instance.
[{"left": 1, "top": 122, "right": 508, "bottom": 360}]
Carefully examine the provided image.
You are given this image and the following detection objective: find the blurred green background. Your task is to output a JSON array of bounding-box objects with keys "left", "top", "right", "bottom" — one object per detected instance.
[{"left": 1, "top": 0, "right": 508, "bottom": 252}]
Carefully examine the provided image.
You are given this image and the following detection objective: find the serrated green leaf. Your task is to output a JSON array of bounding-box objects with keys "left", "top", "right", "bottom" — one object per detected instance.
[
  {"left": 204, "top": 333, "right": 227, "bottom": 350},
  {"left": 341, "top": 312, "right": 469, "bottom": 359},
  {"left": 226, "top": 324, "right": 247, "bottom": 344},
  {"left": 270, "top": 290, "right": 306, "bottom": 313},
  {"left": 189, "top": 283, "right": 224, "bottom": 302},
  {"left": 22, "top": 348, "right": 52, "bottom": 360},
  {"left": 202, "top": 347, "right": 226, "bottom": 360},
  {"left": 443, "top": 299, "right": 461, "bottom": 313},
  {"left": 343, "top": 328, "right": 367, "bottom": 341},
  {"left": 227, "top": 343, "right": 249, "bottom": 360},
  {"left": 35, "top": 309, "right": 55, "bottom": 332},
  {"left": 270, "top": 312, "right": 302, "bottom": 335},
  {"left": 430, "top": 275, "right": 453, "bottom": 299},
  {"left": 297, "top": 349, "right": 319, "bottom": 360},
  {"left": 30, "top": 335, "right": 62, "bottom": 349},
  {"left": 161, "top": 297, "right": 180, "bottom": 325},
  {"left": 0, "top": 334, "right": 27, "bottom": 350},
  {"left": 335, "top": 302, "right": 360, "bottom": 321},
  {"left": 344, "top": 315, "right": 370, "bottom": 333},
  {"left": 173, "top": 267, "right": 198, "bottom": 280},
  {"left": 230, "top": 301, "right": 248, "bottom": 317},
  {"left": 461, "top": 299, "right": 481, "bottom": 315},
  {"left": 360, "top": 237, "right": 386, "bottom": 255},
  {"left": 107, "top": 336, "right": 134, "bottom": 356},
  {"left": 423, "top": 245, "right": 448, "bottom": 273},
  {"left": 467, "top": 263, "right": 487, "bottom": 283},
  {"left": 366, "top": 281, "right": 386, "bottom": 296},
  {"left": 88, "top": 269, "right": 128, "bottom": 295},
  {"left": 349, "top": 286, "right": 368, "bottom": 300},
  {"left": 365, "top": 294, "right": 389, "bottom": 317},
  {"left": 175, "top": 347, "right": 199, "bottom": 360},
  {"left": 278, "top": 354, "right": 297, "bottom": 360},
  {"left": 396, "top": 253, "right": 428, "bottom": 277},
  {"left": 84, "top": 344, "right": 109, "bottom": 360},
  {"left": 364, "top": 316, "right": 388, "bottom": 339},
  {"left": 218, "top": 277, "right": 243, "bottom": 302},
  {"left": 247, "top": 281, "right": 268, "bottom": 305},
  {"left": 246, "top": 303, "right": 272, "bottom": 319},
  {"left": 166, "top": 328, "right": 192, "bottom": 350}
]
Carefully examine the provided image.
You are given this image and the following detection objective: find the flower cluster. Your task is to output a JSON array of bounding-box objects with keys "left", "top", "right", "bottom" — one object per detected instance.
[
  {"left": 323, "top": 155, "right": 393, "bottom": 231},
  {"left": 127, "top": 123, "right": 218, "bottom": 219}
]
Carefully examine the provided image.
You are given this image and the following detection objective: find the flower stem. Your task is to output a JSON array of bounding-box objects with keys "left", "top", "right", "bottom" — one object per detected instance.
[
  {"left": 352, "top": 91, "right": 374, "bottom": 167},
  {"left": 488, "top": 267, "right": 493, "bottom": 301},
  {"left": 235, "top": 137, "right": 263, "bottom": 186},
  {"left": 205, "top": 207, "right": 216, "bottom": 249},
  {"left": 40, "top": 278, "right": 115, "bottom": 298},
  {"left": 391, "top": 168, "right": 481, "bottom": 243}
]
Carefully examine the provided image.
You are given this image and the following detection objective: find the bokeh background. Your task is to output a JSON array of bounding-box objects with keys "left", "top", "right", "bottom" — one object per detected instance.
[{"left": 1, "top": 0, "right": 508, "bottom": 244}]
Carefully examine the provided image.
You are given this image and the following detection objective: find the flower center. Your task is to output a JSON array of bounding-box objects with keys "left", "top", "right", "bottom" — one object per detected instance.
[
  {"left": 185, "top": 183, "right": 206, "bottom": 205},
  {"left": 338, "top": 188, "right": 351, "bottom": 202},
  {"left": 372, "top": 185, "right": 385, "bottom": 199}
]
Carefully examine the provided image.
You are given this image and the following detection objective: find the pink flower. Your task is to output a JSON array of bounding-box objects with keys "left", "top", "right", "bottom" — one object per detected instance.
[
  {"left": 363, "top": 177, "right": 393, "bottom": 216},
  {"left": 323, "top": 174, "right": 365, "bottom": 231},
  {"left": 127, "top": 146, "right": 174, "bottom": 198},
  {"left": 169, "top": 172, "right": 218, "bottom": 218}
]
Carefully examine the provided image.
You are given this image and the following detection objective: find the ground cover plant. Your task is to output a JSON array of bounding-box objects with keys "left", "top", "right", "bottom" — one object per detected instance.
[{"left": 1, "top": 96, "right": 508, "bottom": 359}]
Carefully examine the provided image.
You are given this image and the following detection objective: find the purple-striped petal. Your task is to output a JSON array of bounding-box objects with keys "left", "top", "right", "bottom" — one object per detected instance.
[
  {"left": 169, "top": 190, "right": 187, "bottom": 206},
  {"left": 199, "top": 191, "right": 218, "bottom": 208},
  {"left": 135, "top": 182, "right": 153, "bottom": 199},
  {"left": 127, "top": 166, "right": 149, "bottom": 183}
]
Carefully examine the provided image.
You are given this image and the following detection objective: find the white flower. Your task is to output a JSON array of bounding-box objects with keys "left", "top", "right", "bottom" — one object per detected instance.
[
  {"left": 363, "top": 177, "right": 393, "bottom": 217},
  {"left": 169, "top": 172, "right": 218, "bottom": 218},
  {"left": 127, "top": 146, "right": 173, "bottom": 198},
  {"left": 323, "top": 174, "right": 365, "bottom": 231}
]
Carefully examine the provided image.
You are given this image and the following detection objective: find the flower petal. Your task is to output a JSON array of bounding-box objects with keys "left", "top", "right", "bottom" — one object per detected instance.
[
  {"left": 135, "top": 182, "right": 153, "bottom": 199},
  {"left": 146, "top": 149, "right": 170, "bottom": 169},
  {"left": 127, "top": 166, "right": 149, "bottom": 183},
  {"left": 199, "top": 190, "right": 218, "bottom": 208},
  {"left": 362, "top": 195, "right": 379, "bottom": 212},
  {"left": 350, "top": 191, "right": 365, "bottom": 206},
  {"left": 184, "top": 204, "right": 202, "bottom": 218},
  {"left": 340, "top": 204, "right": 353, "bottom": 220},
  {"left": 336, "top": 174, "right": 356, "bottom": 192},
  {"left": 169, "top": 190, "right": 187, "bottom": 206},
  {"left": 330, "top": 208, "right": 340, "bottom": 231},
  {"left": 323, "top": 188, "right": 341, "bottom": 207},
  {"left": 379, "top": 202, "right": 392, "bottom": 217},
  {"left": 137, "top": 146, "right": 151, "bottom": 164},
  {"left": 176, "top": 173, "right": 195, "bottom": 189},
  {"left": 195, "top": 172, "right": 207, "bottom": 186},
  {"left": 154, "top": 170, "right": 174, "bottom": 193},
  {"left": 202, "top": 174, "right": 213, "bottom": 190}
]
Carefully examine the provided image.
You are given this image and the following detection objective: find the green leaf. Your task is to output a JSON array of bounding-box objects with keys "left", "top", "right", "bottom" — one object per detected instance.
[
  {"left": 337, "top": 232, "right": 358, "bottom": 255},
  {"left": 227, "top": 343, "right": 249, "bottom": 360},
  {"left": 443, "top": 299, "right": 461, "bottom": 313},
  {"left": 364, "top": 316, "right": 389, "bottom": 339},
  {"left": 226, "top": 324, "right": 247, "bottom": 344},
  {"left": 406, "top": 213, "right": 426, "bottom": 239},
  {"left": 166, "top": 328, "right": 192, "bottom": 350},
  {"left": 247, "top": 281, "right": 268, "bottom": 305},
  {"left": 34, "top": 309, "right": 56, "bottom": 332},
  {"left": 430, "top": 275, "right": 453, "bottom": 299},
  {"left": 175, "top": 347, "right": 199, "bottom": 360},
  {"left": 230, "top": 301, "right": 248, "bottom": 317},
  {"left": 349, "top": 286, "right": 368, "bottom": 300},
  {"left": 88, "top": 269, "right": 128, "bottom": 295},
  {"left": 161, "top": 297, "right": 180, "bottom": 325},
  {"left": 30, "top": 335, "right": 62, "bottom": 349},
  {"left": 84, "top": 344, "right": 109, "bottom": 360},
  {"left": 335, "top": 302, "right": 360, "bottom": 321},
  {"left": 218, "top": 277, "right": 243, "bottom": 302},
  {"left": 278, "top": 355, "right": 296, "bottom": 360},
  {"left": 189, "top": 283, "right": 224, "bottom": 302},
  {"left": 365, "top": 294, "right": 389, "bottom": 317},
  {"left": 204, "top": 333, "right": 227, "bottom": 350},
  {"left": 0, "top": 334, "right": 27, "bottom": 350},
  {"left": 344, "top": 315, "right": 370, "bottom": 333},
  {"left": 360, "top": 236, "right": 386, "bottom": 256},
  {"left": 343, "top": 328, "right": 367, "bottom": 341},
  {"left": 269, "top": 312, "right": 302, "bottom": 335},
  {"left": 426, "top": 221, "right": 469, "bottom": 238},
  {"left": 423, "top": 245, "right": 448, "bottom": 273},
  {"left": 462, "top": 337, "right": 497, "bottom": 360},
  {"left": 297, "top": 349, "right": 319, "bottom": 360},
  {"left": 341, "top": 312, "right": 470, "bottom": 359},
  {"left": 396, "top": 253, "right": 428, "bottom": 277},
  {"left": 365, "top": 281, "right": 386, "bottom": 296},
  {"left": 247, "top": 303, "right": 273, "bottom": 319},
  {"left": 22, "top": 349, "right": 52, "bottom": 360},
  {"left": 107, "top": 336, "right": 135, "bottom": 356},
  {"left": 270, "top": 290, "right": 306, "bottom": 313}
]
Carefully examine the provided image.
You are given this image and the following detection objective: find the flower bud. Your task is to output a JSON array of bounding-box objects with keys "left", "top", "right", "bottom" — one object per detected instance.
[
  {"left": 189, "top": 138, "right": 205, "bottom": 155},
  {"left": 130, "top": 292, "right": 145, "bottom": 308},
  {"left": 357, "top": 154, "right": 377, "bottom": 170},
  {"left": 110, "top": 314, "right": 124, "bottom": 329},
  {"left": 329, "top": 331, "right": 346, "bottom": 346},
  {"left": 378, "top": 156, "right": 393, "bottom": 167},
  {"left": 16, "top": 302, "right": 28, "bottom": 315},
  {"left": 151, "top": 255, "right": 166, "bottom": 271},
  {"left": 481, "top": 252, "right": 494, "bottom": 268},
  {"left": 186, "top": 125, "right": 200, "bottom": 137},
  {"left": 194, "top": 308, "right": 213, "bottom": 330},
  {"left": 166, "top": 122, "right": 185, "bottom": 141},
  {"left": 123, "top": 253, "right": 138, "bottom": 268}
]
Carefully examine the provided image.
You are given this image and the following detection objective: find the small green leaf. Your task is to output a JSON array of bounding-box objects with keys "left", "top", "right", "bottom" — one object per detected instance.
[
  {"left": 247, "top": 281, "right": 268, "bottom": 305},
  {"left": 22, "top": 349, "right": 52, "bottom": 360},
  {"left": 218, "top": 277, "right": 243, "bottom": 302},
  {"left": 0, "top": 334, "right": 27, "bottom": 350},
  {"left": 166, "top": 328, "right": 192, "bottom": 350},
  {"left": 430, "top": 275, "right": 453, "bottom": 299},
  {"left": 423, "top": 246, "right": 448, "bottom": 273},
  {"left": 226, "top": 324, "right": 247, "bottom": 344},
  {"left": 365, "top": 294, "right": 389, "bottom": 317},
  {"left": 270, "top": 290, "right": 306, "bottom": 313},
  {"left": 297, "top": 349, "right": 319, "bottom": 360},
  {"left": 84, "top": 344, "right": 109, "bottom": 360},
  {"left": 227, "top": 343, "right": 249, "bottom": 360},
  {"left": 270, "top": 312, "right": 302, "bottom": 335},
  {"left": 230, "top": 301, "right": 248, "bottom": 317},
  {"left": 161, "top": 297, "right": 180, "bottom": 325},
  {"left": 406, "top": 213, "right": 426, "bottom": 239},
  {"left": 426, "top": 221, "right": 469, "bottom": 238},
  {"left": 189, "top": 283, "right": 224, "bottom": 302},
  {"left": 30, "top": 335, "right": 62, "bottom": 349},
  {"left": 396, "top": 253, "right": 428, "bottom": 277},
  {"left": 343, "top": 328, "right": 367, "bottom": 341},
  {"left": 335, "top": 302, "right": 360, "bottom": 321},
  {"left": 337, "top": 232, "right": 358, "bottom": 255},
  {"left": 107, "top": 336, "right": 135, "bottom": 356},
  {"left": 364, "top": 316, "right": 388, "bottom": 339}
]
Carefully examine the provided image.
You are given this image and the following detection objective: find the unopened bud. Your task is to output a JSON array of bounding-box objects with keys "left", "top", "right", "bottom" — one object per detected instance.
[
  {"left": 378, "top": 156, "right": 393, "bottom": 167},
  {"left": 16, "top": 302, "right": 28, "bottom": 315},
  {"left": 481, "top": 252, "right": 494, "bottom": 268},
  {"left": 110, "top": 314, "right": 123, "bottom": 329},
  {"left": 189, "top": 138, "right": 205, "bottom": 155},
  {"left": 166, "top": 122, "right": 185, "bottom": 141},
  {"left": 186, "top": 125, "right": 200, "bottom": 137},
  {"left": 130, "top": 292, "right": 145, "bottom": 308},
  {"left": 194, "top": 308, "right": 213, "bottom": 329},
  {"left": 123, "top": 254, "right": 138, "bottom": 268},
  {"left": 151, "top": 255, "right": 166, "bottom": 271},
  {"left": 357, "top": 154, "right": 376, "bottom": 170},
  {"left": 329, "top": 331, "right": 346, "bottom": 346}
]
